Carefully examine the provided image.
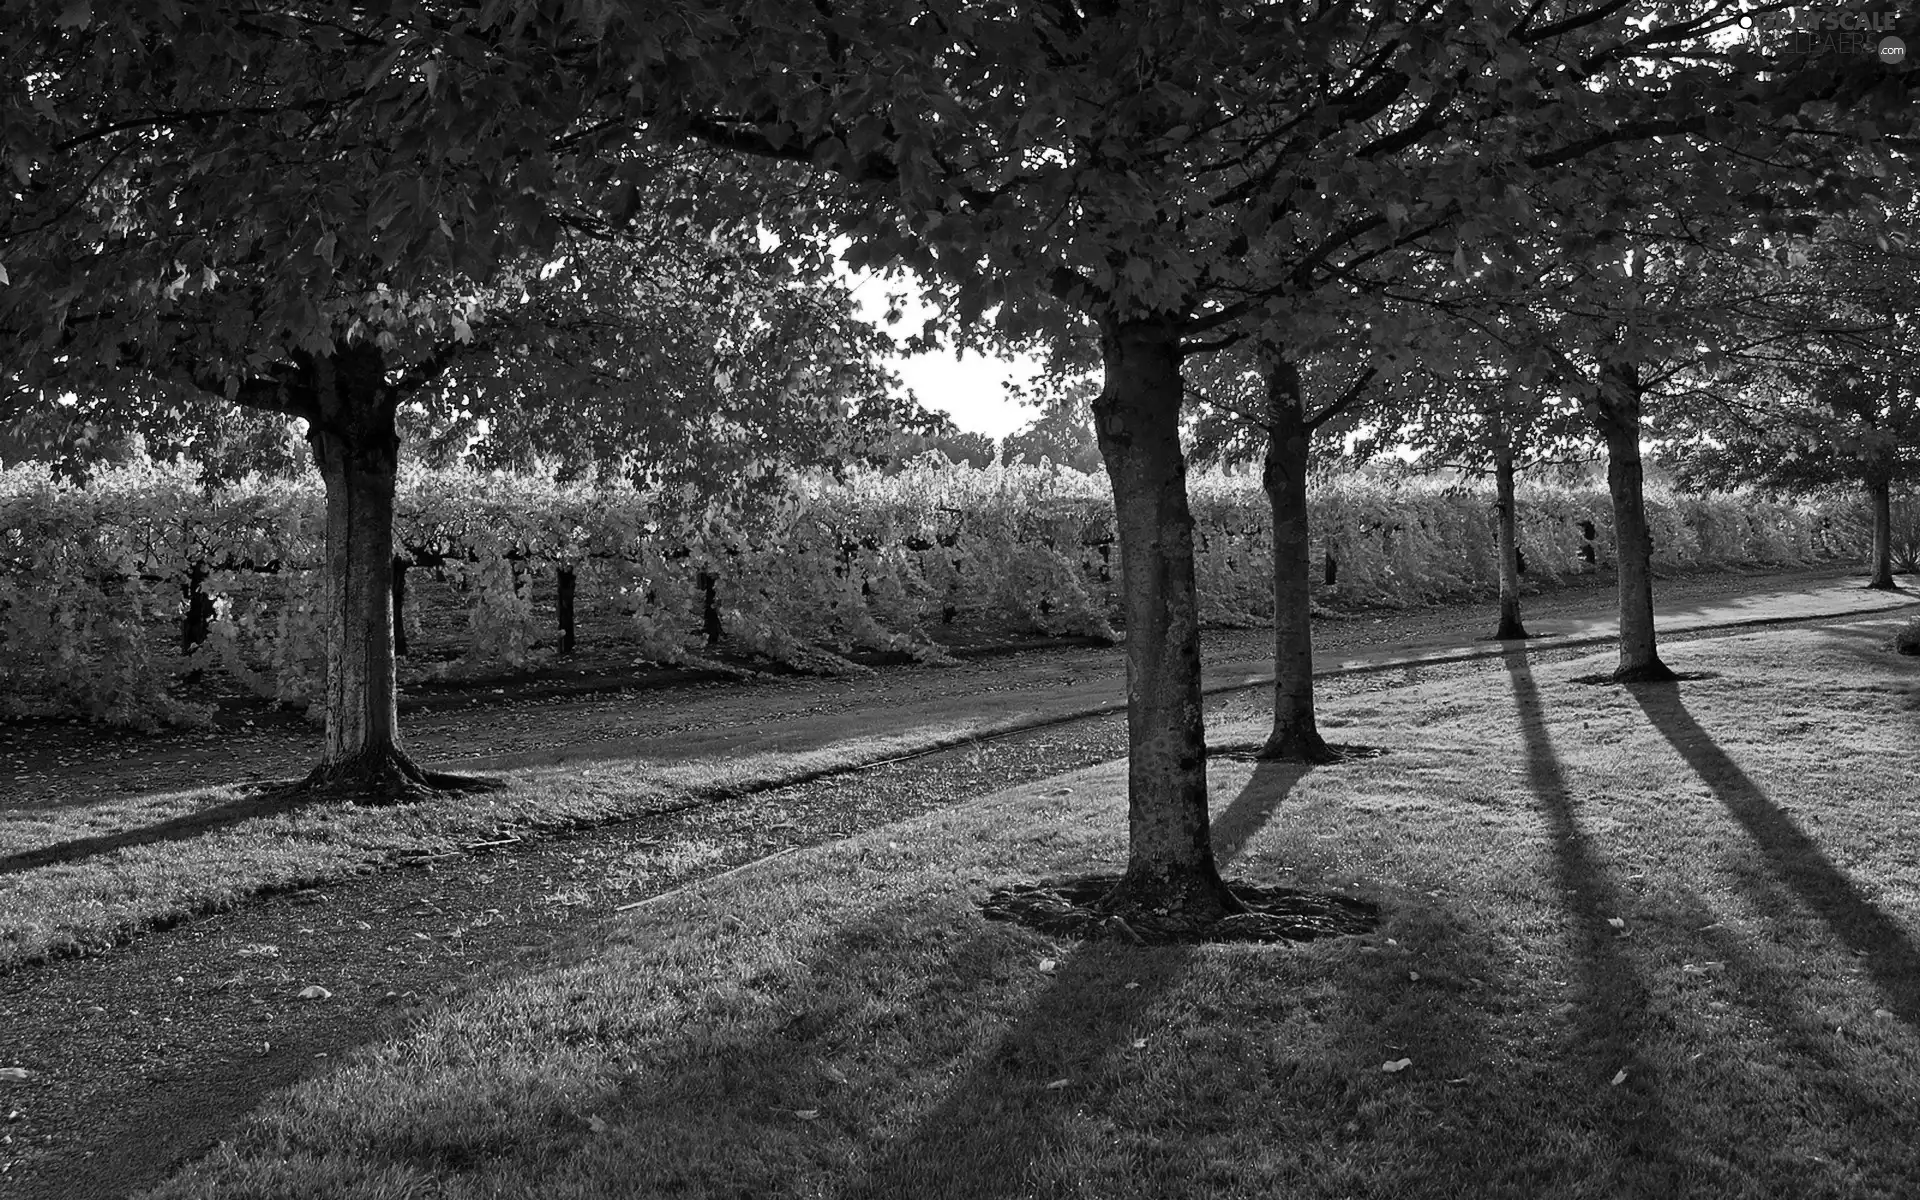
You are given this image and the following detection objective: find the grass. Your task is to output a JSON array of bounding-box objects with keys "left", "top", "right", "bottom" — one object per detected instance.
[
  {"left": 141, "top": 615, "right": 1920, "bottom": 1199},
  {"left": 0, "top": 716, "right": 1081, "bottom": 970}
]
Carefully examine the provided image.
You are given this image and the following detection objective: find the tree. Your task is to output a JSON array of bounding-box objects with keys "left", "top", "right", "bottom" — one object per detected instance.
[
  {"left": 1, "top": 4, "right": 883, "bottom": 796},
  {"left": 1187, "top": 342, "right": 1380, "bottom": 763},
  {"left": 835, "top": 387, "right": 1000, "bottom": 470},
  {"left": 640, "top": 0, "right": 1917, "bottom": 924},
  {"left": 1358, "top": 327, "right": 1594, "bottom": 641},
  {"left": 1664, "top": 221, "right": 1920, "bottom": 589}
]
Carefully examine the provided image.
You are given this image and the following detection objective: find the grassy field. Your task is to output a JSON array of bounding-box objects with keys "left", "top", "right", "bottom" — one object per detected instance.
[
  {"left": 141, "top": 616, "right": 1920, "bottom": 1200},
  {"left": 0, "top": 718, "right": 1058, "bottom": 970}
]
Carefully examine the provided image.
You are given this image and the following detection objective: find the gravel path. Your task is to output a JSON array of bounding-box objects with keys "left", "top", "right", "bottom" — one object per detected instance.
[{"left": 0, "top": 565, "right": 1894, "bottom": 1199}]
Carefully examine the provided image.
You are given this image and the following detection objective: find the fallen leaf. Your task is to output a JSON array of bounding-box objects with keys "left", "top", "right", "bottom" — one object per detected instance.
[
  {"left": 0, "top": 1068, "right": 30, "bottom": 1083},
  {"left": 1045, "top": 1078, "right": 1071, "bottom": 1090},
  {"left": 237, "top": 944, "right": 280, "bottom": 958},
  {"left": 1037, "top": 958, "right": 1057, "bottom": 973},
  {"left": 296, "top": 986, "right": 332, "bottom": 1001},
  {"left": 1131, "top": 1038, "right": 1147, "bottom": 1049},
  {"left": 1610, "top": 1069, "right": 1628, "bottom": 1086},
  {"left": 586, "top": 1115, "right": 609, "bottom": 1134},
  {"left": 1408, "top": 971, "right": 1420, "bottom": 982},
  {"left": 1874, "top": 1009, "right": 1895, "bottom": 1020},
  {"left": 1123, "top": 981, "right": 1139, "bottom": 990},
  {"left": 792, "top": 1109, "right": 820, "bottom": 1120},
  {"left": 819, "top": 1063, "right": 850, "bottom": 1086},
  {"left": 1381, "top": 1058, "right": 1413, "bottom": 1073},
  {"left": 1606, "top": 917, "right": 1626, "bottom": 929}
]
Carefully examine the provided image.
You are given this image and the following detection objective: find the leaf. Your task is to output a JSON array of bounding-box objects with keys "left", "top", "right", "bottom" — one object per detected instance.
[
  {"left": 792, "top": 1108, "right": 820, "bottom": 1120},
  {"left": 57, "top": 0, "right": 90, "bottom": 28},
  {"left": 1037, "top": 958, "right": 1057, "bottom": 973},
  {"left": 297, "top": 985, "right": 332, "bottom": 1000},
  {"left": 0, "top": 1067, "right": 30, "bottom": 1083},
  {"left": 1610, "top": 1069, "right": 1628, "bottom": 1086},
  {"left": 1044, "top": 1078, "right": 1071, "bottom": 1090},
  {"left": 1381, "top": 1058, "right": 1413, "bottom": 1073},
  {"left": 586, "top": 1114, "right": 609, "bottom": 1133},
  {"left": 1606, "top": 917, "right": 1625, "bottom": 929}
]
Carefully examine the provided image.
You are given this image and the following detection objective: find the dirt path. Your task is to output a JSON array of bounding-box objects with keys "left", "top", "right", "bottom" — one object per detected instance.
[{"left": 0, "top": 564, "right": 1910, "bottom": 1199}]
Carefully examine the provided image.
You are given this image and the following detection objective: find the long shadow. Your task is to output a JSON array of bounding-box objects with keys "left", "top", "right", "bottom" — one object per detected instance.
[
  {"left": 825, "top": 758, "right": 1313, "bottom": 1199},
  {"left": 1503, "top": 652, "right": 1680, "bottom": 1181},
  {"left": 0, "top": 786, "right": 312, "bottom": 875},
  {"left": 1629, "top": 683, "right": 1920, "bottom": 1032}
]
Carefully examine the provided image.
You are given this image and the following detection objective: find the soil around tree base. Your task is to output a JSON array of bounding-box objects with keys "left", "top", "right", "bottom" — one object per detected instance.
[{"left": 979, "top": 875, "right": 1381, "bottom": 945}]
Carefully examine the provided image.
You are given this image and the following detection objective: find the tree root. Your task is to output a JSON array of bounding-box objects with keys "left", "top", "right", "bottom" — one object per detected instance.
[
  {"left": 1610, "top": 659, "right": 1680, "bottom": 684},
  {"left": 276, "top": 751, "right": 504, "bottom": 805},
  {"left": 1257, "top": 726, "right": 1351, "bottom": 764}
]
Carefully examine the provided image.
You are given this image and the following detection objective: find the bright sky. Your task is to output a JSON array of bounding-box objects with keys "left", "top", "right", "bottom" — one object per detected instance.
[{"left": 841, "top": 268, "right": 1041, "bottom": 441}]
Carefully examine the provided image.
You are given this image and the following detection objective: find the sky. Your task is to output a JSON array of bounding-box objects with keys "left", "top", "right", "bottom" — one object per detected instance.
[{"left": 840, "top": 269, "right": 1045, "bottom": 441}]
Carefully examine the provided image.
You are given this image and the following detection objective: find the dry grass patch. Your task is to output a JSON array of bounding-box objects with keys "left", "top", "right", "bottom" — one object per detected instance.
[{"left": 145, "top": 617, "right": 1920, "bottom": 1199}]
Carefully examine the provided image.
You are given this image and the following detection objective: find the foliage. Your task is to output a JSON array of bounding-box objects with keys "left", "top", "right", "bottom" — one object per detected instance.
[
  {"left": 1002, "top": 377, "right": 1103, "bottom": 474},
  {"left": 1, "top": 460, "right": 1866, "bottom": 728}
]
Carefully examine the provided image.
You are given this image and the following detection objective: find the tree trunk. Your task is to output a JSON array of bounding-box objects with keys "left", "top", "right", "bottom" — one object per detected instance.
[
  {"left": 1261, "top": 359, "right": 1336, "bottom": 762},
  {"left": 180, "top": 563, "right": 215, "bottom": 653},
  {"left": 1591, "top": 361, "right": 1675, "bottom": 682},
  {"left": 1491, "top": 423, "right": 1529, "bottom": 640},
  {"left": 699, "top": 569, "right": 724, "bottom": 645},
  {"left": 1089, "top": 316, "right": 1239, "bottom": 927},
  {"left": 297, "top": 343, "right": 486, "bottom": 799},
  {"left": 557, "top": 566, "right": 578, "bottom": 653},
  {"left": 390, "top": 557, "right": 409, "bottom": 658},
  {"left": 1867, "top": 474, "right": 1896, "bottom": 589}
]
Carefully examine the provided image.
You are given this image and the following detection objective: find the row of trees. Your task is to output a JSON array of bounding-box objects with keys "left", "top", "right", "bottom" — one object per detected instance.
[{"left": 5, "top": 1, "right": 1916, "bottom": 930}]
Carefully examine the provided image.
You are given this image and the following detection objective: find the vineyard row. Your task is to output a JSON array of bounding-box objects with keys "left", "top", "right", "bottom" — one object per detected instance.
[{"left": 0, "top": 460, "right": 1873, "bottom": 728}]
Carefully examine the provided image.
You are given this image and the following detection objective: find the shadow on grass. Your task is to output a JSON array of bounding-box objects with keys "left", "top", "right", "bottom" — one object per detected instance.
[
  {"left": 828, "top": 759, "right": 1314, "bottom": 1198},
  {"left": 1503, "top": 652, "right": 1681, "bottom": 1182},
  {"left": 1628, "top": 683, "right": 1920, "bottom": 1032},
  {"left": 0, "top": 785, "right": 314, "bottom": 876}
]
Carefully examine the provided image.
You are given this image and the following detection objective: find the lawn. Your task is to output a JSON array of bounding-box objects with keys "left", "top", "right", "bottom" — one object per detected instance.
[
  {"left": 143, "top": 615, "right": 1920, "bottom": 1200},
  {"left": 0, "top": 705, "right": 1112, "bottom": 970}
]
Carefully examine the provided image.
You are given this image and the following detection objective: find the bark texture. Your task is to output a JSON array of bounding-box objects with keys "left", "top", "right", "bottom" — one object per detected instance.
[
  {"left": 1591, "top": 361, "right": 1675, "bottom": 683},
  {"left": 1867, "top": 475, "right": 1897, "bottom": 589},
  {"left": 1260, "top": 360, "right": 1337, "bottom": 762},
  {"left": 294, "top": 343, "right": 488, "bottom": 799},
  {"left": 1491, "top": 428, "right": 1529, "bottom": 640},
  {"left": 1089, "top": 317, "right": 1239, "bottom": 925}
]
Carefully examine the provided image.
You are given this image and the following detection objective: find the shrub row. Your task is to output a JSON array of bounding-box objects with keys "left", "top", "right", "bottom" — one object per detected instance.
[{"left": 0, "top": 459, "right": 1872, "bottom": 727}]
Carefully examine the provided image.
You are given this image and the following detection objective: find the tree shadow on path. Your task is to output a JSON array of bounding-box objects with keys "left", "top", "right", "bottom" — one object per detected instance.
[
  {"left": 1627, "top": 681, "right": 1920, "bottom": 1032},
  {"left": 1503, "top": 652, "right": 1681, "bottom": 1185},
  {"left": 829, "top": 759, "right": 1315, "bottom": 1199}
]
